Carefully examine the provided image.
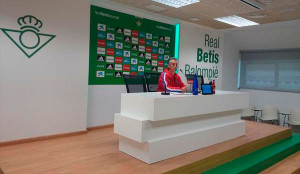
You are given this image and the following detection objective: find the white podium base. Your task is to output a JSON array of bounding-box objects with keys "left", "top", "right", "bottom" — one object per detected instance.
[{"left": 119, "top": 121, "right": 245, "bottom": 164}]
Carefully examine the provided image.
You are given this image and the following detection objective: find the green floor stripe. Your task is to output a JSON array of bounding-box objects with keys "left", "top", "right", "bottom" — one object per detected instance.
[{"left": 203, "top": 133, "right": 300, "bottom": 174}]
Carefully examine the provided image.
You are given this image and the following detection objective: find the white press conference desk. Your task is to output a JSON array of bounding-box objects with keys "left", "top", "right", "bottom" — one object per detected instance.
[{"left": 114, "top": 90, "right": 249, "bottom": 164}]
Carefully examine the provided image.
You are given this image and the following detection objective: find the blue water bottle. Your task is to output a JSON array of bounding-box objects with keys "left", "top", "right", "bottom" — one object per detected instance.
[{"left": 192, "top": 74, "right": 198, "bottom": 95}]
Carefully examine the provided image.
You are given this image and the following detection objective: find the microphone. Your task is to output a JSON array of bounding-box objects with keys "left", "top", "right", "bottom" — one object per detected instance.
[{"left": 180, "top": 69, "right": 185, "bottom": 75}]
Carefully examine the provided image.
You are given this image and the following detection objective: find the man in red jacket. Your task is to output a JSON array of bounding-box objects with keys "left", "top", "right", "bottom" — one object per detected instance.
[{"left": 158, "top": 58, "right": 187, "bottom": 93}]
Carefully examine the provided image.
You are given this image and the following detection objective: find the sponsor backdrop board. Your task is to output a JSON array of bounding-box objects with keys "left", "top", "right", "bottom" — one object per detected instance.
[{"left": 89, "top": 5, "right": 176, "bottom": 85}]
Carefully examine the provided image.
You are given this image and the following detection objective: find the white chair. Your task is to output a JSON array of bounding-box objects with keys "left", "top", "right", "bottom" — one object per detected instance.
[
  {"left": 259, "top": 106, "right": 279, "bottom": 125},
  {"left": 289, "top": 109, "right": 300, "bottom": 126},
  {"left": 241, "top": 105, "right": 255, "bottom": 121}
]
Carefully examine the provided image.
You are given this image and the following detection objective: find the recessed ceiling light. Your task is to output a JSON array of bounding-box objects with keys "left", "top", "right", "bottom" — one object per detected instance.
[
  {"left": 248, "top": 14, "right": 267, "bottom": 19},
  {"left": 280, "top": 8, "right": 295, "bottom": 13},
  {"left": 214, "top": 15, "right": 259, "bottom": 27},
  {"left": 189, "top": 17, "right": 200, "bottom": 21},
  {"left": 151, "top": 0, "right": 200, "bottom": 8},
  {"left": 145, "top": 4, "right": 166, "bottom": 12}
]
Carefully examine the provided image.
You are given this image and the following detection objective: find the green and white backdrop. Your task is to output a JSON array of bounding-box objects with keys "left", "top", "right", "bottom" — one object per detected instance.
[{"left": 89, "top": 5, "right": 176, "bottom": 85}]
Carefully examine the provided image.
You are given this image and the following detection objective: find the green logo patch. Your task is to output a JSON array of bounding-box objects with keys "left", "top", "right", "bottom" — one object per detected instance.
[{"left": 0, "top": 15, "right": 56, "bottom": 58}]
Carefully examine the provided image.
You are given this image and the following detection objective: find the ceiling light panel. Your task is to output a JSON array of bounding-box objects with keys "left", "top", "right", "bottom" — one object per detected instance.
[
  {"left": 214, "top": 15, "right": 259, "bottom": 27},
  {"left": 151, "top": 0, "right": 200, "bottom": 8}
]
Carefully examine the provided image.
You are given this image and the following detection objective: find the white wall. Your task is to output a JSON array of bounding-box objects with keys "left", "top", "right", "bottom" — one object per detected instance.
[
  {"left": 222, "top": 20, "right": 300, "bottom": 113},
  {"left": 0, "top": 0, "right": 90, "bottom": 142},
  {"left": 179, "top": 21, "right": 224, "bottom": 89}
]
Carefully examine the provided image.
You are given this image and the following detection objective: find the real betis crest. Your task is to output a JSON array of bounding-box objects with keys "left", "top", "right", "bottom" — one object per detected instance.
[
  {"left": 136, "top": 19, "right": 142, "bottom": 27},
  {"left": 0, "top": 15, "right": 56, "bottom": 58}
]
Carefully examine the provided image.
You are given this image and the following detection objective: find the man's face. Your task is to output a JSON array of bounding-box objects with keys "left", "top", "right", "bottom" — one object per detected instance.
[{"left": 168, "top": 59, "right": 178, "bottom": 72}]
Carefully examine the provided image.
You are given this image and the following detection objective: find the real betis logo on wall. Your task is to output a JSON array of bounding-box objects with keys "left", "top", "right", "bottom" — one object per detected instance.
[{"left": 0, "top": 15, "right": 56, "bottom": 58}]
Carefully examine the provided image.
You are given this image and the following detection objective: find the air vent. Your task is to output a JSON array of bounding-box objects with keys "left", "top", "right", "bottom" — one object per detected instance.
[{"left": 238, "top": 0, "right": 265, "bottom": 10}]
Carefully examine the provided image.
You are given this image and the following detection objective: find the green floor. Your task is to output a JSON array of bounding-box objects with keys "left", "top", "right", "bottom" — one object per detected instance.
[{"left": 203, "top": 133, "right": 300, "bottom": 174}]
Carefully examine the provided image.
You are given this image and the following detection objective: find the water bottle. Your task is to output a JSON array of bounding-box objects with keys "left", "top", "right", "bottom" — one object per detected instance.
[{"left": 192, "top": 74, "right": 198, "bottom": 95}]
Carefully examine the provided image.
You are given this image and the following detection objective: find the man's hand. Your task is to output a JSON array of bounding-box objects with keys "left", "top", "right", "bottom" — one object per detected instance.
[{"left": 182, "top": 86, "right": 187, "bottom": 93}]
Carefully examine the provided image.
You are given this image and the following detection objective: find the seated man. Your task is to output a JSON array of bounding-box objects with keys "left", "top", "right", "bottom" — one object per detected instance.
[{"left": 158, "top": 58, "right": 187, "bottom": 93}]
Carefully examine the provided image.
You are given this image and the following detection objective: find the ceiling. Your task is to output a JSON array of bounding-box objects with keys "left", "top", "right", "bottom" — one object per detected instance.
[{"left": 110, "top": 0, "right": 300, "bottom": 29}]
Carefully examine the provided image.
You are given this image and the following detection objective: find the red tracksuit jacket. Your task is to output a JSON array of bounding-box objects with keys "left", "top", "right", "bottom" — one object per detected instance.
[{"left": 157, "top": 69, "right": 186, "bottom": 92}]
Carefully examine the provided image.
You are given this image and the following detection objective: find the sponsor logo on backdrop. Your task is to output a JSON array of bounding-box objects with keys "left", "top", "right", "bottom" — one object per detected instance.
[
  {"left": 116, "top": 27, "right": 123, "bottom": 34},
  {"left": 132, "top": 37, "right": 138, "bottom": 44},
  {"left": 152, "top": 60, "right": 158, "bottom": 66},
  {"left": 131, "top": 65, "right": 137, "bottom": 71},
  {"left": 165, "top": 43, "right": 170, "bottom": 48},
  {"left": 152, "top": 47, "right": 158, "bottom": 53},
  {"left": 107, "top": 27, "right": 114, "bottom": 32},
  {"left": 115, "top": 42, "right": 123, "bottom": 49},
  {"left": 115, "top": 64, "right": 122, "bottom": 71},
  {"left": 124, "top": 36, "right": 131, "bottom": 43},
  {"left": 158, "top": 61, "right": 163, "bottom": 66},
  {"left": 115, "top": 71, "right": 122, "bottom": 77},
  {"left": 123, "top": 57, "right": 130, "bottom": 64},
  {"left": 97, "top": 39, "right": 106, "bottom": 47},
  {"left": 106, "top": 72, "right": 114, "bottom": 77},
  {"left": 97, "top": 55, "right": 105, "bottom": 62},
  {"left": 0, "top": 15, "right": 56, "bottom": 58},
  {"left": 98, "top": 32, "right": 106, "bottom": 39},
  {"left": 96, "top": 71, "right": 105, "bottom": 77},
  {"left": 116, "top": 36, "right": 123, "bottom": 40},
  {"left": 124, "top": 50, "right": 130, "bottom": 57},
  {"left": 146, "top": 47, "right": 152, "bottom": 52},
  {"left": 107, "top": 33, "right": 115, "bottom": 40},
  {"left": 152, "top": 54, "right": 158, "bottom": 60},
  {"left": 139, "top": 39, "right": 145, "bottom": 45},
  {"left": 115, "top": 57, "right": 122, "bottom": 64},
  {"left": 131, "top": 58, "right": 137, "bottom": 65},
  {"left": 123, "top": 64, "right": 130, "bottom": 71},
  {"left": 145, "top": 53, "right": 151, "bottom": 59},
  {"left": 153, "top": 41, "right": 158, "bottom": 47},
  {"left": 146, "top": 40, "right": 152, "bottom": 46},
  {"left": 131, "top": 52, "right": 138, "bottom": 57},
  {"left": 123, "top": 71, "right": 130, "bottom": 75},
  {"left": 164, "top": 55, "right": 169, "bottom": 60},
  {"left": 139, "top": 32, "right": 145, "bottom": 38},
  {"left": 159, "top": 36, "right": 164, "bottom": 41},
  {"left": 97, "top": 47, "right": 105, "bottom": 55},
  {"left": 106, "top": 64, "right": 114, "bottom": 70},
  {"left": 106, "top": 48, "right": 114, "bottom": 55},
  {"left": 139, "top": 45, "right": 145, "bottom": 52},
  {"left": 146, "top": 60, "right": 151, "bottom": 65},
  {"left": 158, "top": 67, "right": 163, "bottom": 72},
  {"left": 138, "top": 66, "right": 144, "bottom": 72},
  {"left": 132, "top": 30, "right": 138, "bottom": 37},
  {"left": 138, "top": 60, "right": 145, "bottom": 64},
  {"left": 97, "top": 64, "right": 105, "bottom": 69},
  {"left": 115, "top": 49, "right": 123, "bottom": 56},
  {"left": 158, "top": 54, "right": 163, "bottom": 60},
  {"left": 132, "top": 44, "right": 138, "bottom": 50},
  {"left": 124, "top": 29, "right": 131, "bottom": 36},
  {"left": 165, "top": 36, "right": 170, "bottom": 42},
  {"left": 107, "top": 41, "right": 114, "bottom": 48},
  {"left": 98, "top": 24, "right": 106, "bottom": 31},
  {"left": 152, "top": 67, "right": 157, "bottom": 72},
  {"left": 139, "top": 52, "right": 144, "bottom": 58},
  {"left": 146, "top": 33, "right": 152, "bottom": 39},
  {"left": 106, "top": 56, "right": 114, "bottom": 63},
  {"left": 159, "top": 48, "right": 164, "bottom": 54}
]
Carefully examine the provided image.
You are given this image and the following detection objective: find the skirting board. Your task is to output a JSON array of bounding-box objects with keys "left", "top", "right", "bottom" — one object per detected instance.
[{"left": 119, "top": 121, "right": 245, "bottom": 164}]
